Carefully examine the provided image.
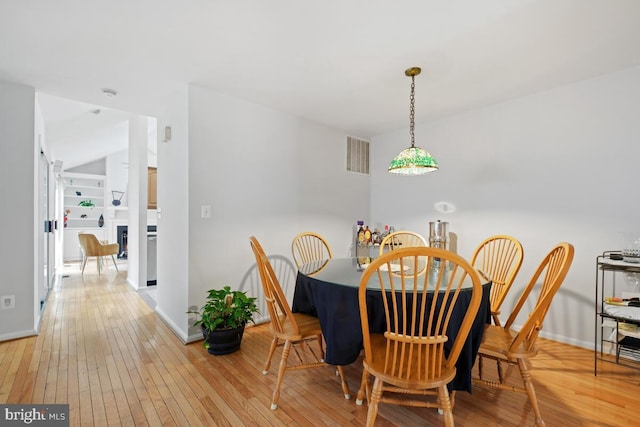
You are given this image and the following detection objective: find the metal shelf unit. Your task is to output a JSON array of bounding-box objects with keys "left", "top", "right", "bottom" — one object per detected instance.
[{"left": 595, "top": 251, "right": 640, "bottom": 374}]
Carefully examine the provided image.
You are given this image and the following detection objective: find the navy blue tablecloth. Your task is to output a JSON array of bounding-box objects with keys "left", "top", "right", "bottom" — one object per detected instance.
[{"left": 292, "top": 260, "right": 490, "bottom": 393}]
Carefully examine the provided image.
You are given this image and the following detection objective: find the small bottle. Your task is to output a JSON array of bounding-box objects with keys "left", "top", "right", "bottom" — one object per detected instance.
[
  {"left": 381, "top": 225, "right": 389, "bottom": 239},
  {"left": 357, "top": 221, "right": 365, "bottom": 246},
  {"left": 364, "top": 226, "right": 372, "bottom": 245},
  {"left": 372, "top": 228, "right": 381, "bottom": 246}
]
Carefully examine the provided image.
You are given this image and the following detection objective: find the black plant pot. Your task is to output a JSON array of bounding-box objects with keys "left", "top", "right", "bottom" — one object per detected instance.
[{"left": 202, "top": 324, "right": 245, "bottom": 355}]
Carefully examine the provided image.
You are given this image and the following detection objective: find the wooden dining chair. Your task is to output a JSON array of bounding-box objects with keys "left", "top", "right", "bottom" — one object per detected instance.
[
  {"left": 470, "top": 235, "right": 524, "bottom": 327},
  {"left": 471, "top": 235, "right": 523, "bottom": 385},
  {"left": 378, "top": 230, "right": 428, "bottom": 255},
  {"left": 355, "top": 247, "right": 483, "bottom": 427},
  {"left": 249, "top": 236, "right": 350, "bottom": 410},
  {"left": 77, "top": 233, "right": 119, "bottom": 275},
  {"left": 473, "top": 242, "right": 574, "bottom": 427},
  {"left": 291, "top": 231, "right": 333, "bottom": 269}
]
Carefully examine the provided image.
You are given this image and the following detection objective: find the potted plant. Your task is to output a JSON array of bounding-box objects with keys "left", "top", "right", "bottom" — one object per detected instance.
[{"left": 188, "top": 286, "right": 259, "bottom": 355}]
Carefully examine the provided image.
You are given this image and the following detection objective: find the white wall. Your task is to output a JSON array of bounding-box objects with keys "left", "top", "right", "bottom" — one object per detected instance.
[
  {"left": 0, "top": 80, "right": 38, "bottom": 340},
  {"left": 106, "top": 149, "right": 129, "bottom": 208},
  {"left": 35, "top": 99, "right": 47, "bottom": 313},
  {"left": 126, "top": 117, "right": 149, "bottom": 290},
  {"left": 371, "top": 65, "right": 640, "bottom": 349},
  {"left": 184, "top": 85, "right": 369, "bottom": 339},
  {"left": 154, "top": 87, "right": 190, "bottom": 340}
]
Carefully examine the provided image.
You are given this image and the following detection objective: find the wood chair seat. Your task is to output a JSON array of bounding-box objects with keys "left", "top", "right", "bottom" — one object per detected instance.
[
  {"left": 269, "top": 312, "right": 323, "bottom": 341},
  {"left": 365, "top": 334, "right": 457, "bottom": 390},
  {"left": 477, "top": 324, "right": 538, "bottom": 360}
]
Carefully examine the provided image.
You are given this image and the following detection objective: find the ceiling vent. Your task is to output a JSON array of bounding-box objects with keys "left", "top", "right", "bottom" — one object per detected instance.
[{"left": 346, "top": 136, "right": 370, "bottom": 175}]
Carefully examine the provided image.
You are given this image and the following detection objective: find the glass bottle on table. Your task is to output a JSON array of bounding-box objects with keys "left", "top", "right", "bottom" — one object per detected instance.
[
  {"left": 364, "top": 226, "right": 372, "bottom": 245},
  {"left": 372, "top": 228, "right": 381, "bottom": 246},
  {"left": 356, "top": 221, "right": 367, "bottom": 265},
  {"left": 357, "top": 221, "right": 365, "bottom": 246}
]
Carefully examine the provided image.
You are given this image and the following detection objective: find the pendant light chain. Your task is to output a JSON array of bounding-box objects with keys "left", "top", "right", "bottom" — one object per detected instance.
[{"left": 409, "top": 75, "right": 416, "bottom": 148}]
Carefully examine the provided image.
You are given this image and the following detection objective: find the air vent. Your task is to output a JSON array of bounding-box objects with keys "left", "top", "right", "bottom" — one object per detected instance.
[{"left": 346, "top": 136, "right": 370, "bottom": 175}]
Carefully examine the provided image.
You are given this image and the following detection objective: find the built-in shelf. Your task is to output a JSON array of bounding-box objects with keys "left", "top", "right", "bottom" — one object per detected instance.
[{"left": 63, "top": 172, "right": 107, "bottom": 261}]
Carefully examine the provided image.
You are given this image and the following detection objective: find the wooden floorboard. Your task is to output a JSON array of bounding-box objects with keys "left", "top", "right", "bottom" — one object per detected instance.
[{"left": 1, "top": 265, "right": 640, "bottom": 426}]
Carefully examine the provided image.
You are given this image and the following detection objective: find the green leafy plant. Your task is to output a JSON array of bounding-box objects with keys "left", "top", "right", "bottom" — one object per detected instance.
[
  {"left": 188, "top": 286, "right": 259, "bottom": 331},
  {"left": 78, "top": 200, "right": 95, "bottom": 207}
]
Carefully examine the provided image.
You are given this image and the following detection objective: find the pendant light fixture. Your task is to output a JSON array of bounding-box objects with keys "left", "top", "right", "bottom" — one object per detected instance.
[{"left": 388, "top": 67, "right": 439, "bottom": 175}]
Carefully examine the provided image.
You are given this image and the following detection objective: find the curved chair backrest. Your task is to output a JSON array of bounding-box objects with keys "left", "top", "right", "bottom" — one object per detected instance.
[
  {"left": 250, "top": 236, "right": 300, "bottom": 338},
  {"left": 78, "top": 233, "right": 101, "bottom": 256},
  {"left": 504, "top": 242, "right": 574, "bottom": 353},
  {"left": 378, "top": 231, "right": 429, "bottom": 275},
  {"left": 378, "top": 230, "right": 428, "bottom": 255},
  {"left": 77, "top": 233, "right": 119, "bottom": 274},
  {"left": 470, "top": 235, "right": 524, "bottom": 326},
  {"left": 291, "top": 232, "right": 333, "bottom": 269},
  {"left": 360, "top": 246, "right": 483, "bottom": 378}
]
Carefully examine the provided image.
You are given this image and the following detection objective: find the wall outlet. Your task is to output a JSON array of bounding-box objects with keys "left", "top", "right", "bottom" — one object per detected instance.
[{"left": 1, "top": 295, "right": 15, "bottom": 310}]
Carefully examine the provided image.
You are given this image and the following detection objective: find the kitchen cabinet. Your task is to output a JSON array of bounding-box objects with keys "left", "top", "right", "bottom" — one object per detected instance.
[{"left": 148, "top": 167, "right": 157, "bottom": 209}]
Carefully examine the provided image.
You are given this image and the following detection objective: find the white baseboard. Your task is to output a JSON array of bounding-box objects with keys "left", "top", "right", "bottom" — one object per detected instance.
[
  {"left": 155, "top": 305, "right": 190, "bottom": 344},
  {"left": 0, "top": 328, "right": 37, "bottom": 342},
  {"left": 510, "top": 323, "right": 593, "bottom": 351}
]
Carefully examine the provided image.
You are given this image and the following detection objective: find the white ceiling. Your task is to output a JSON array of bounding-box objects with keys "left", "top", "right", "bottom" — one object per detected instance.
[{"left": 2, "top": 1, "right": 640, "bottom": 167}]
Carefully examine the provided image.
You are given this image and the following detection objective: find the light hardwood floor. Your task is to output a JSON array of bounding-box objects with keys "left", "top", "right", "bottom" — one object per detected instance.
[{"left": 1, "top": 265, "right": 639, "bottom": 426}]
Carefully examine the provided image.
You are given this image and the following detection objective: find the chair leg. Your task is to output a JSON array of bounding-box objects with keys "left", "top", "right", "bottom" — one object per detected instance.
[
  {"left": 335, "top": 365, "right": 350, "bottom": 399},
  {"left": 493, "top": 315, "right": 502, "bottom": 327},
  {"left": 490, "top": 317, "right": 505, "bottom": 382},
  {"left": 97, "top": 256, "right": 102, "bottom": 275},
  {"left": 437, "top": 385, "right": 454, "bottom": 427},
  {"left": 111, "top": 255, "right": 119, "bottom": 272},
  {"left": 262, "top": 337, "right": 279, "bottom": 375},
  {"left": 356, "top": 367, "right": 369, "bottom": 405},
  {"left": 81, "top": 255, "right": 88, "bottom": 274},
  {"left": 518, "top": 358, "right": 545, "bottom": 426},
  {"left": 317, "top": 333, "right": 325, "bottom": 362},
  {"left": 270, "top": 340, "right": 291, "bottom": 410},
  {"left": 365, "top": 377, "right": 382, "bottom": 427}
]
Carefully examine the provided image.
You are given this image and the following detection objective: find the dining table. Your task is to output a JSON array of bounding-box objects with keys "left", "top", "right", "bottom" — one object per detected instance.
[{"left": 291, "top": 257, "right": 491, "bottom": 393}]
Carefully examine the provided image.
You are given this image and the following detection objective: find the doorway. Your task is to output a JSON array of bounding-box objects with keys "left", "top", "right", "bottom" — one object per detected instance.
[{"left": 39, "top": 149, "right": 55, "bottom": 310}]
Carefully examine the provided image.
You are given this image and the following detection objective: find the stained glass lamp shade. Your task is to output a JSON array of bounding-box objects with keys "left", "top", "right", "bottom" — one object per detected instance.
[{"left": 388, "top": 146, "right": 438, "bottom": 175}]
